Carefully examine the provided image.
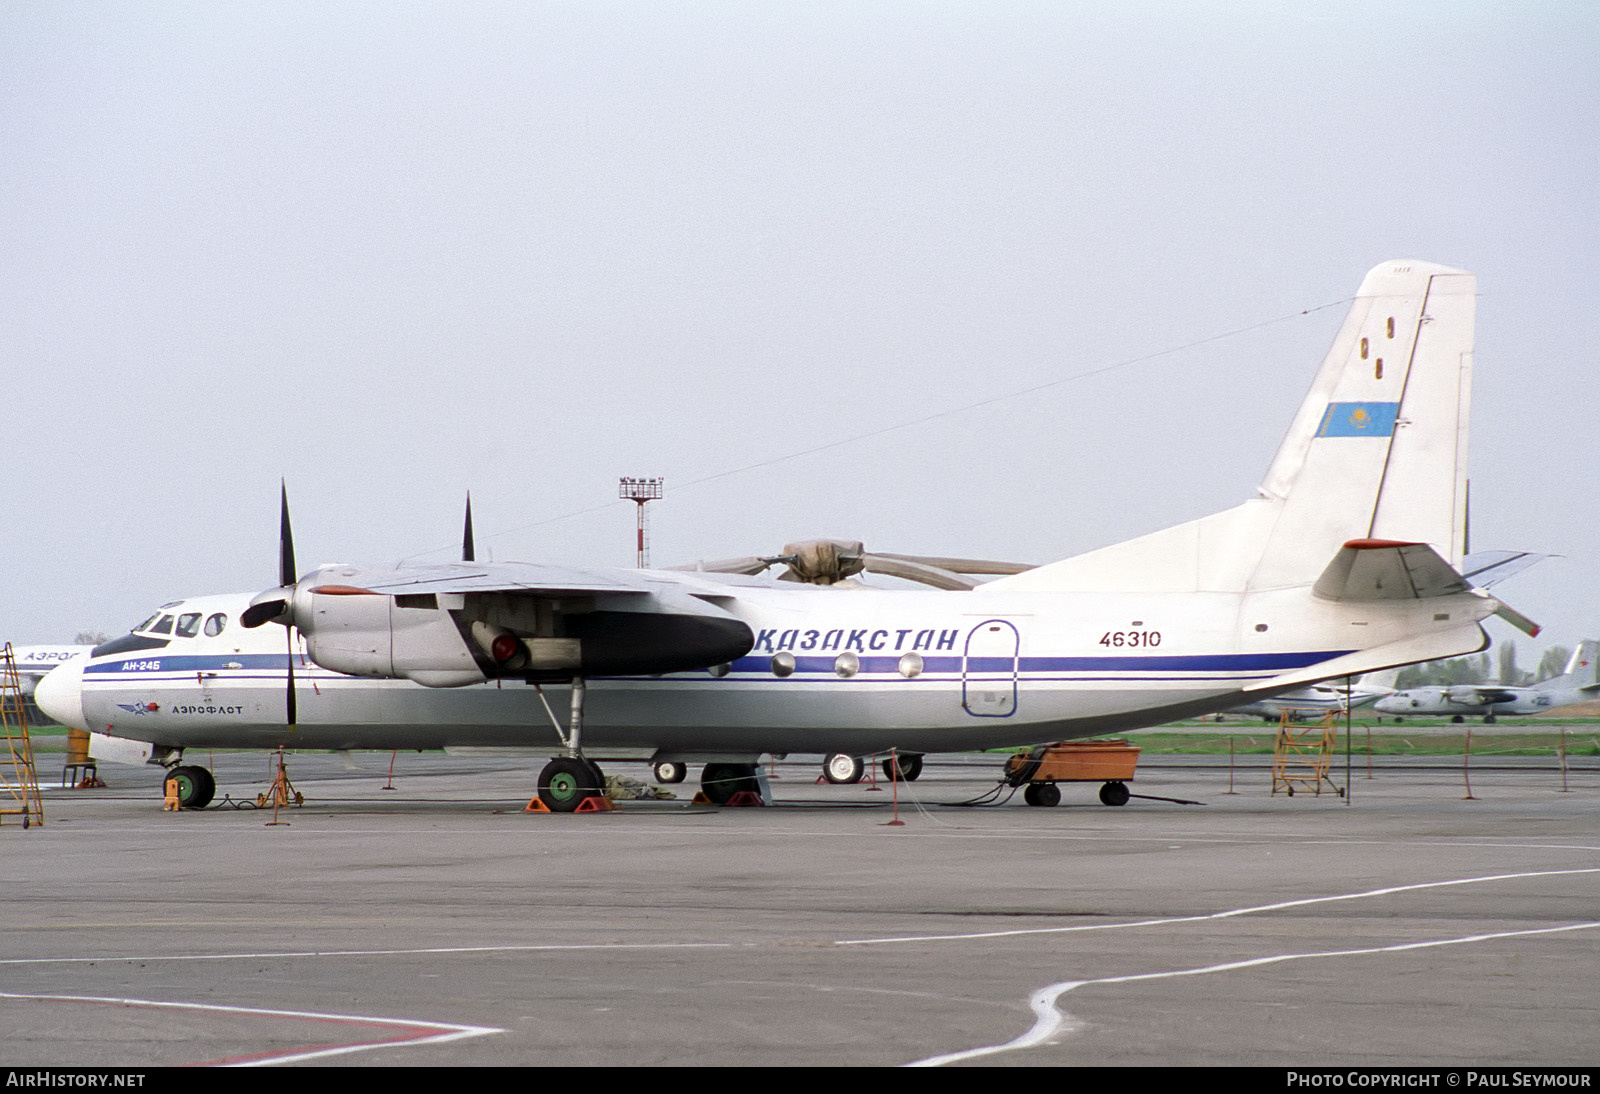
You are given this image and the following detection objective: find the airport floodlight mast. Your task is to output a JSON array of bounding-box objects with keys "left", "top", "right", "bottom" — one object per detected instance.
[{"left": 619, "top": 477, "right": 663, "bottom": 568}]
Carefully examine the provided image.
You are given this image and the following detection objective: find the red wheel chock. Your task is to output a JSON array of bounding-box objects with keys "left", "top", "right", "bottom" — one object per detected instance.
[{"left": 724, "top": 790, "right": 765, "bottom": 807}]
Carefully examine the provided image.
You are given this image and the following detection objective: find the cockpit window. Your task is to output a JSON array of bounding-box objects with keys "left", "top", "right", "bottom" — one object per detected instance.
[
  {"left": 175, "top": 613, "right": 202, "bottom": 638},
  {"left": 204, "top": 613, "right": 227, "bottom": 637},
  {"left": 133, "top": 614, "right": 160, "bottom": 634},
  {"left": 150, "top": 615, "right": 175, "bottom": 635}
]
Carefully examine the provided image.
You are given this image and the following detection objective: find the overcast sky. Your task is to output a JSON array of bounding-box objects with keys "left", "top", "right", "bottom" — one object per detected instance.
[{"left": 4, "top": 2, "right": 1596, "bottom": 666}]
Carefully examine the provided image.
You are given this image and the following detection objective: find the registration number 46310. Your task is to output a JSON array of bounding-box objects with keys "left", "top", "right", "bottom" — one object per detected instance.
[{"left": 1099, "top": 631, "right": 1161, "bottom": 648}]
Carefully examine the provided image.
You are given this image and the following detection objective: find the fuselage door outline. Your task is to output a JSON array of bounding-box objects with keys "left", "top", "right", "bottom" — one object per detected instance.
[{"left": 961, "top": 618, "right": 1020, "bottom": 718}]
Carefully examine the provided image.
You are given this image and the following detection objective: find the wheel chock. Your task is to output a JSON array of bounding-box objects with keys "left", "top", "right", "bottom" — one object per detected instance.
[
  {"left": 163, "top": 776, "right": 181, "bottom": 811},
  {"left": 691, "top": 791, "right": 713, "bottom": 804},
  {"left": 724, "top": 790, "right": 765, "bottom": 807},
  {"left": 524, "top": 797, "right": 551, "bottom": 813},
  {"left": 574, "top": 795, "right": 615, "bottom": 813}
]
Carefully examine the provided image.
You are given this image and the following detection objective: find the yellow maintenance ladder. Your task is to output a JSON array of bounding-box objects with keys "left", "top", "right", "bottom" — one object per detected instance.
[
  {"left": 0, "top": 643, "right": 44, "bottom": 827},
  {"left": 1271, "top": 709, "right": 1344, "bottom": 797}
]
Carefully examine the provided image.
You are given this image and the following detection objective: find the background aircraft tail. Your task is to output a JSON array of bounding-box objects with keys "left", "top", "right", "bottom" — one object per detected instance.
[
  {"left": 991, "top": 260, "right": 1475, "bottom": 595},
  {"left": 1544, "top": 640, "right": 1600, "bottom": 691}
]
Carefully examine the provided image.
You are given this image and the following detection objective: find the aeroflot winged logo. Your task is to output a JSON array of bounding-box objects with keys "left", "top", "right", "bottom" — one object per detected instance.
[
  {"left": 116, "top": 702, "right": 160, "bottom": 715},
  {"left": 1317, "top": 401, "right": 1399, "bottom": 438}
]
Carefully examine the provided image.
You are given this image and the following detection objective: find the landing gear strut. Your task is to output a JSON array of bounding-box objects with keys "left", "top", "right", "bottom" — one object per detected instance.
[{"left": 532, "top": 677, "right": 608, "bottom": 813}]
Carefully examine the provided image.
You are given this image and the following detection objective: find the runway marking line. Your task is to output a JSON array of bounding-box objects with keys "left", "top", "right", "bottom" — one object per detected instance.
[
  {"left": 0, "top": 941, "right": 734, "bottom": 967},
  {"left": 906, "top": 920, "right": 1600, "bottom": 1067},
  {"left": 837, "top": 866, "right": 1600, "bottom": 945},
  {"left": 0, "top": 990, "right": 504, "bottom": 1067}
]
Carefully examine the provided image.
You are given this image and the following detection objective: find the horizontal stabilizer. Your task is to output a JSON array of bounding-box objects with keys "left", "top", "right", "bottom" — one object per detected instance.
[
  {"left": 1460, "top": 550, "right": 1548, "bottom": 589},
  {"left": 1312, "top": 540, "right": 1470, "bottom": 601},
  {"left": 1244, "top": 623, "right": 1487, "bottom": 694}
]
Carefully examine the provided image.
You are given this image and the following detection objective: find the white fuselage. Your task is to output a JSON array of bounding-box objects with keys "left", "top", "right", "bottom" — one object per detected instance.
[{"left": 38, "top": 579, "right": 1485, "bottom": 761}]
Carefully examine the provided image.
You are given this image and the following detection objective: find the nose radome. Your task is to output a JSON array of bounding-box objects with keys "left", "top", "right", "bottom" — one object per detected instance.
[{"left": 34, "top": 662, "right": 85, "bottom": 730}]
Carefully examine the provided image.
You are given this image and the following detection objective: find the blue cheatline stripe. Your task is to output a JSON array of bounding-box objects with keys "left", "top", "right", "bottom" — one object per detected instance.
[
  {"left": 84, "top": 648, "right": 1355, "bottom": 680},
  {"left": 86, "top": 654, "right": 295, "bottom": 674},
  {"left": 1316, "top": 401, "right": 1399, "bottom": 438},
  {"left": 730, "top": 650, "right": 1352, "bottom": 675}
]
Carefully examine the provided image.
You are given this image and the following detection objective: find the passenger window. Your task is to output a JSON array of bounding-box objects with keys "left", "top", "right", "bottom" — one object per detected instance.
[
  {"left": 176, "top": 613, "right": 202, "bottom": 638},
  {"left": 150, "top": 615, "right": 175, "bottom": 635},
  {"left": 204, "top": 613, "right": 228, "bottom": 637}
]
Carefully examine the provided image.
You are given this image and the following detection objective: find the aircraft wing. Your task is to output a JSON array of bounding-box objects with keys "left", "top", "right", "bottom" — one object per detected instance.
[
  {"left": 310, "top": 560, "right": 656, "bottom": 598},
  {"left": 260, "top": 561, "right": 754, "bottom": 686},
  {"left": 1459, "top": 550, "right": 1547, "bottom": 589}
]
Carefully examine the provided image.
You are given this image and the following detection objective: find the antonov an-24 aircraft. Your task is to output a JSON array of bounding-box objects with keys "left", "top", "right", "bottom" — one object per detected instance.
[{"left": 38, "top": 260, "right": 1535, "bottom": 811}]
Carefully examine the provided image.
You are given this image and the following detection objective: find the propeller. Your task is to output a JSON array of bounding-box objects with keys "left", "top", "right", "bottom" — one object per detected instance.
[
  {"left": 240, "top": 481, "right": 300, "bottom": 728},
  {"left": 669, "top": 539, "right": 1037, "bottom": 591},
  {"left": 462, "top": 492, "right": 475, "bottom": 563}
]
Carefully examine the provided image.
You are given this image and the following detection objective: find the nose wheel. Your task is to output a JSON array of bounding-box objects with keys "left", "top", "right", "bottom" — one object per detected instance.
[{"left": 164, "top": 765, "right": 215, "bottom": 809}]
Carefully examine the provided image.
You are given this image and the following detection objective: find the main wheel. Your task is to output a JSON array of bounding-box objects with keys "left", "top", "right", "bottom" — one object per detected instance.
[
  {"left": 822, "top": 753, "right": 864, "bottom": 784},
  {"left": 1483, "top": 714, "right": 1498, "bottom": 724},
  {"left": 167, "top": 765, "right": 215, "bottom": 809},
  {"left": 538, "top": 757, "right": 603, "bottom": 813},
  {"left": 701, "top": 762, "right": 760, "bottom": 805},
  {"left": 881, "top": 753, "right": 923, "bottom": 782},
  {"left": 1098, "top": 781, "right": 1130, "bottom": 807},
  {"left": 653, "top": 760, "right": 687, "bottom": 784}
]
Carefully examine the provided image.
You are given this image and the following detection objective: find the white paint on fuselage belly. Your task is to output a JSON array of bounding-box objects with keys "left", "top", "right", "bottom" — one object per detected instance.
[{"left": 84, "top": 661, "right": 1244, "bottom": 753}]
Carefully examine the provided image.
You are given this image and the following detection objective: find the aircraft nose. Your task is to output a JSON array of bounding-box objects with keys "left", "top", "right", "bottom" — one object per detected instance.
[{"left": 34, "top": 662, "right": 85, "bottom": 729}]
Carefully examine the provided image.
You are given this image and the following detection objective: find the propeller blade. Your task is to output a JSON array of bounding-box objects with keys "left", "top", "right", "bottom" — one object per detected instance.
[
  {"left": 859, "top": 554, "right": 979, "bottom": 591},
  {"left": 285, "top": 628, "right": 297, "bottom": 728},
  {"left": 278, "top": 480, "right": 297, "bottom": 589},
  {"left": 462, "top": 492, "right": 476, "bottom": 563},
  {"left": 871, "top": 552, "right": 1037, "bottom": 575},
  {"left": 241, "top": 597, "right": 289, "bottom": 629}
]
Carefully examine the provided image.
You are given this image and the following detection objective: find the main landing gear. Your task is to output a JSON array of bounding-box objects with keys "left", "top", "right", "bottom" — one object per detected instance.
[
  {"left": 537, "top": 755, "right": 606, "bottom": 812},
  {"left": 532, "top": 677, "right": 612, "bottom": 813},
  {"left": 699, "top": 762, "right": 760, "bottom": 805},
  {"left": 822, "top": 752, "right": 924, "bottom": 784}
]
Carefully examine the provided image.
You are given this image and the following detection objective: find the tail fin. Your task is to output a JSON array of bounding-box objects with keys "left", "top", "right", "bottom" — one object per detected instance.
[
  {"left": 989, "top": 260, "right": 1474, "bottom": 594},
  {"left": 1554, "top": 639, "right": 1600, "bottom": 690},
  {"left": 1250, "top": 260, "right": 1474, "bottom": 588}
]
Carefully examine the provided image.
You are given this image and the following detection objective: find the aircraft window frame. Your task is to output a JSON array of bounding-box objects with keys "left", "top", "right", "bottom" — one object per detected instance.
[
  {"left": 204, "top": 613, "right": 228, "bottom": 637},
  {"left": 150, "top": 615, "right": 175, "bottom": 635},
  {"left": 133, "top": 614, "right": 161, "bottom": 634},
  {"left": 176, "top": 613, "right": 202, "bottom": 638}
]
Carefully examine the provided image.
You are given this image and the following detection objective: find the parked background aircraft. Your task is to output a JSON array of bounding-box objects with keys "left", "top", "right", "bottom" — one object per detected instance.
[
  {"left": 1222, "top": 671, "right": 1396, "bottom": 722},
  {"left": 38, "top": 261, "right": 1524, "bottom": 811},
  {"left": 1374, "top": 640, "right": 1600, "bottom": 723},
  {"left": 7, "top": 645, "right": 91, "bottom": 698}
]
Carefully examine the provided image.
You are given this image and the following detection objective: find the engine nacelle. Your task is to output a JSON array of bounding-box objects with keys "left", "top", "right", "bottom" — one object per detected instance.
[
  {"left": 298, "top": 587, "right": 486, "bottom": 688},
  {"left": 290, "top": 582, "right": 754, "bottom": 685}
]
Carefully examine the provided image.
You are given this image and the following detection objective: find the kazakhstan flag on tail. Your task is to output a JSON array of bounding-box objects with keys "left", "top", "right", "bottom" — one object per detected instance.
[{"left": 1316, "top": 401, "right": 1399, "bottom": 438}]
